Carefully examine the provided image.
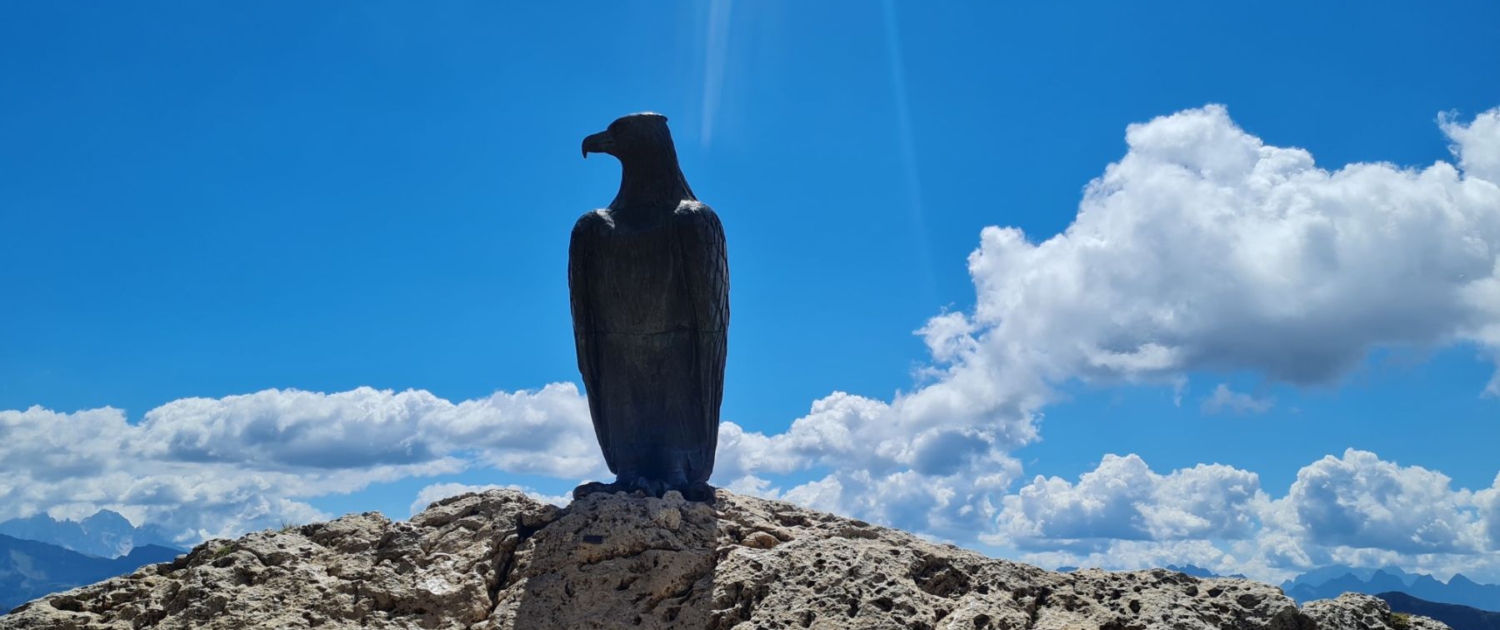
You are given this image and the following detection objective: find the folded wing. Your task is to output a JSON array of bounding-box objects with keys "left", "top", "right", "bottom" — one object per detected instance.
[
  {"left": 673, "top": 203, "right": 729, "bottom": 480},
  {"left": 568, "top": 211, "right": 615, "bottom": 472}
]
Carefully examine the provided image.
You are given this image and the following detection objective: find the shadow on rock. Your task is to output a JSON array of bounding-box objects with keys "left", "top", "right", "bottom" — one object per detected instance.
[{"left": 493, "top": 490, "right": 723, "bottom": 629}]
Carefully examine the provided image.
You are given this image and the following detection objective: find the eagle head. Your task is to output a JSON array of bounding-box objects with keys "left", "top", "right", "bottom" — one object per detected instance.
[{"left": 581, "top": 112, "right": 674, "bottom": 162}]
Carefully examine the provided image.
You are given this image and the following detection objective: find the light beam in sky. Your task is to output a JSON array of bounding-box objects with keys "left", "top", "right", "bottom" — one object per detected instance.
[
  {"left": 700, "top": 0, "right": 733, "bottom": 148},
  {"left": 882, "top": 0, "right": 937, "bottom": 303}
]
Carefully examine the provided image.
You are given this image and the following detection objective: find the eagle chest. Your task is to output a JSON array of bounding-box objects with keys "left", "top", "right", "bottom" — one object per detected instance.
[{"left": 589, "top": 224, "right": 695, "bottom": 334}]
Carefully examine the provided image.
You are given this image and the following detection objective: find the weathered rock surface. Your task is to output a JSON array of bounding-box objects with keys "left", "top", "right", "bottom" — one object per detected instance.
[
  {"left": 1, "top": 489, "right": 1449, "bottom": 629},
  {"left": 1302, "top": 593, "right": 1450, "bottom": 630}
]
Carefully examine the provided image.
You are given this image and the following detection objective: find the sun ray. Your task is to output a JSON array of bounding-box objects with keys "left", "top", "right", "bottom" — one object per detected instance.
[
  {"left": 700, "top": 0, "right": 733, "bottom": 148},
  {"left": 882, "top": 0, "right": 938, "bottom": 303}
]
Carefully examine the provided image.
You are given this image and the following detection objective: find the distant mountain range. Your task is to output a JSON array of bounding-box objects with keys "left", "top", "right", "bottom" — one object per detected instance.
[
  {"left": 1055, "top": 564, "right": 1246, "bottom": 579},
  {"left": 0, "top": 510, "right": 185, "bottom": 614},
  {"left": 1281, "top": 565, "right": 1500, "bottom": 612},
  {"left": 0, "top": 510, "right": 178, "bottom": 559},
  {"left": 1378, "top": 591, "right": 1500, "bottom": 630},
  {"left": 1056, "top": 561, "right": 1500, "bottom": 617},
  {"left": 0, "top": 534, "right": 181, "bottom": 613},
  {"left": 1165, "top": 564, "right": 1247, "bottom": 579}
]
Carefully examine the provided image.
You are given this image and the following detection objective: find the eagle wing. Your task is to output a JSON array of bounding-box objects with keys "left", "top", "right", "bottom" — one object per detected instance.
[
  {"left": 673, "top": 203, "right": 729, "bottom": 479},
  {"left": 568, "top": 211, "right": 616, "bottom": 473}
]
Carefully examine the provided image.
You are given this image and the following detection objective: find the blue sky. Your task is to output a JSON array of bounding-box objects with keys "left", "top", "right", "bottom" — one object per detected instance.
[{"left": 3, "top": 2, "right": 1500, "bottom": 582}]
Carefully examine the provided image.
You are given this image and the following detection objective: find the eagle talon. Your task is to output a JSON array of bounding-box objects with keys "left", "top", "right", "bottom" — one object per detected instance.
[
  {"left": 573, "top": 481, "right": 623, "bottom": 499},
  {"left": 682, "top": 482, "right": 717, "bottom": 504},
  {"left": 630, "top": 476, "right": 669, "bottom": 498}
]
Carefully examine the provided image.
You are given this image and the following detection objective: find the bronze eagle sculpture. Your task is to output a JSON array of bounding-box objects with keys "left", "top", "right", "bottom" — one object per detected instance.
[{"left": 570, "top": 113, "right": 728, "bottom": 502}]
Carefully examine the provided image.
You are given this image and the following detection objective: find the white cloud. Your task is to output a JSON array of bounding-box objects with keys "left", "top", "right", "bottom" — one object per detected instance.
[
  {"left": 1480, "top": 475, "right": 1500, "bottom": 549},
  {"left": 421, "top": 385, "right": 603, "bottom": 477},
  {"left": 714, "top": 104, "right": 1500, "bottom": 543},
  {"left": 719, "top": 474, "right": 779, "bottom": 498},
  {"left": 989, "top": 454, "right": 1261, "bottom": 551},
  {"left": 945, "top": 104, "right": 1500, "bottom": 392},
  {"left": 1020, "top": 539, "right": 1247, "bottom": 576},
  {"left": 712, "top": 392, "right": 1022, "bottom": 539},
  {"left": 0, "top": 384, "right": 598, "bottom": 545},
  {"left": 408, "top": 483, "right": 570, "bottom": 517},
  {"left": 1444, "top": 109, "right": 1500, "bottom": 183},
  {"left": 1006, "top": 450, "right": 1500, "bottom": 583},
  {"left": 1201, "top": 383, "right": 1275, "bottom": 415},
  {"left": 1280, "top": 449, "right": 1485, "bottom": 555},
  {"left": 133, "top": 384, "right": 600, "bottom": 478}
]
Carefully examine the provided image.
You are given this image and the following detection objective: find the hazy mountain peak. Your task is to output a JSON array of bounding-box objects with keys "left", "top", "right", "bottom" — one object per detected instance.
[
  {"left": 1283, "top": 566, "right": 1500, "bottom": 612},
  {"left": 79, "top": 510, "right": 132, "bottom": 529},
  {"left": 0, "top": 510, "right": 177, "bottom": 559}
]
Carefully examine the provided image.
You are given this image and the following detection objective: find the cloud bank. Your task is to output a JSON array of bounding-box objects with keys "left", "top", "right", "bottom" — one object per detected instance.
[
  {"left": 0, "top": 384, "right": 599, "bottom": 544},
  {"left": 1007, "top": 449, "right": 1500, "bottom": 583},
  {"left": 714, "top": 104, "right": 1500, "bottom": 566}
]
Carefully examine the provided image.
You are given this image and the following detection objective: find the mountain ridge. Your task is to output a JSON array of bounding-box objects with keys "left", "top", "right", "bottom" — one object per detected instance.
[
  {"left": 1378, "top": 591, "right": 1500, "bottom": 630},
  {"left": 1283, "top": 566, "right": 1500, "bottom": 612},
  {"left": 0, "top": 489, "right": 1453, "bottom": 629},
  {"left": 0, "top": 534, "right": 181, "bottom": 613},
  {"left": 0, "top": 509, "right": 179, "bottom": 559}
]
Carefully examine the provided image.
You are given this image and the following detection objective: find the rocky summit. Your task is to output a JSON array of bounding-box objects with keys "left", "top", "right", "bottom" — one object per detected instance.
[{"left": 2, "top": 489, "right": 1448, "bottom": 629}]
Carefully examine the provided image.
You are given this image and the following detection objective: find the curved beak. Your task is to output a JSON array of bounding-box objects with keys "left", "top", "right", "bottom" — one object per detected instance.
[{"left": 581, "top": 130, "right": 614, "bottom": 159}]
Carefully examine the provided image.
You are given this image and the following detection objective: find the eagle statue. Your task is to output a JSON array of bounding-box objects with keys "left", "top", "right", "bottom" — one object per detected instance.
[{"left": 569, "top": 113, "right": 728, "bottom": 502}]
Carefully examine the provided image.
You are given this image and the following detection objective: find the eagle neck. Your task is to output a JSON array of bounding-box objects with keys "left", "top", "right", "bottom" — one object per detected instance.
[{"left": 610, "top": 153, "right": 696, "bottom": 216}]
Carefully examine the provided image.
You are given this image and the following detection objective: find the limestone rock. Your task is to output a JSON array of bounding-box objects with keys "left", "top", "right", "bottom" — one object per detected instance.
[
  {"left": 1, "top": 489, "right": 1450, "bottom": 630},
  {"left": 3, "top": 492, "right": 557, "bottom": 630},
  {"left": 1302, "top": 593, "right": 1450, "bottom": 630}
]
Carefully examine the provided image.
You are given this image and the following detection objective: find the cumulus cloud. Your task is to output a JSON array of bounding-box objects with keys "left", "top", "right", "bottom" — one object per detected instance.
[
  {"left": 1444, "top": 109, "right": 1500, "bottom": 183},
  {"left": 1281, "top": 449, "right": 1485, "bottom": 555},
  {"left": 1020, "top": 539, "right": 1248, "bottom": 576},
  {"left": 1201, "top": 384, "right": 1275, "bottom": 415},
  {"left": 132, "top": 384, "right": 599, "bottom": 478},
  {"left": 989, "top": 454, "right": 1261, "bottom": 551},
  {"left": 939, "top": 104, "right": 1500, "bottom": 393},
  {"left": 408, "top": 482, "right": 571, "bottom": 517},
  {"left": 712, "top": 393, "right": 1021, "bottom": 539},
  {"left": 1008, "top": 449, "right": 1500, "bottom": 583},
  {"left": 0, "top": 384, "right": 599, "bottom": 545},
  {"left": 1480, "top": 476, "right": 1500, "bottom": 549},
  {"left": 715, "top": 104, "right": 1500, "bottom": 543}
]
